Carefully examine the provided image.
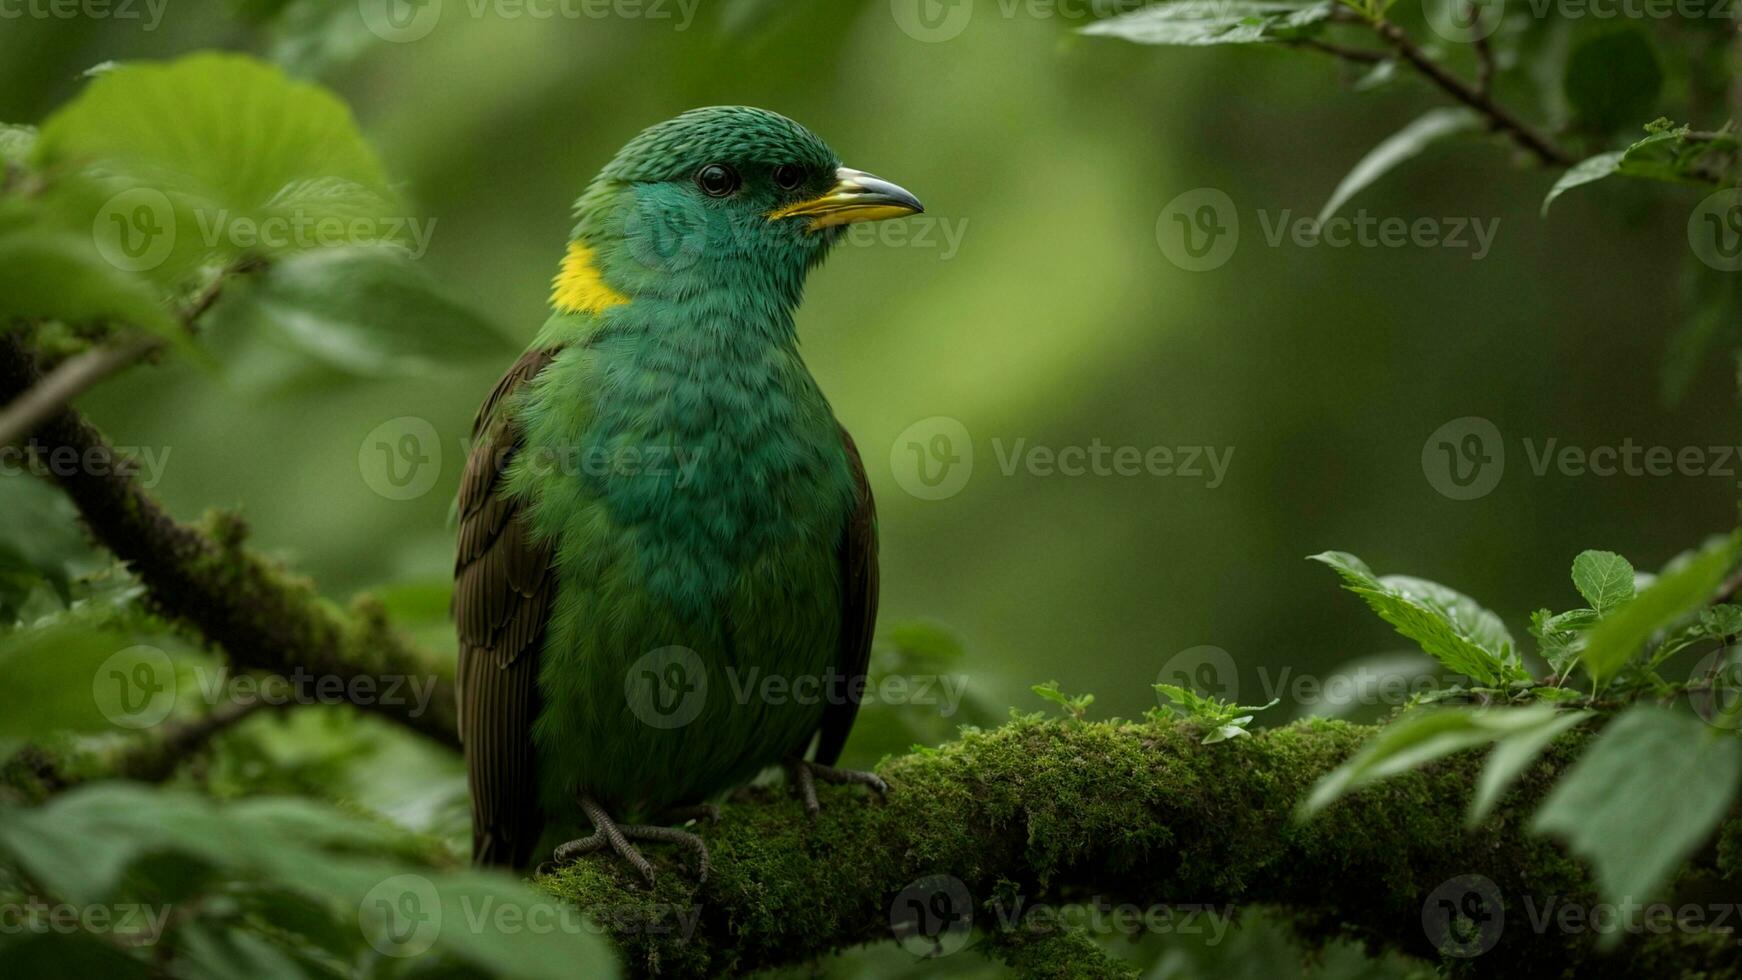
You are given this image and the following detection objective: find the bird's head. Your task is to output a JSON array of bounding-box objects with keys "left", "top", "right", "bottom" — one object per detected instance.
[{"left": 556, "top": 106, "right": 923, "bottom": 315}]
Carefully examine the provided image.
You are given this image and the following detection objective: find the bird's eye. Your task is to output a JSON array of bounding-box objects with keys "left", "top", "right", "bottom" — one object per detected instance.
[
  {"left": 695, "top": 164, "right": 740, "bottom": 198},
  {"left": 772, "top": 163, "right": 806, "bottom": 192}
]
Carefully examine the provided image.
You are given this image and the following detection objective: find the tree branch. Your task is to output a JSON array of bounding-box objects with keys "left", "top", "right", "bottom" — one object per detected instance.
[
  {"left": 542, "top": 716, "right": 1742, "bottom": 979},
  {"left": 0, "top": 333, "right": 459, "bottom": 750},
  {"left": 1372, "top": 20, "right": 1575, "bottom": 167},
  {"left": 0, "top": 260, "right": 253, "bottom": 448}
]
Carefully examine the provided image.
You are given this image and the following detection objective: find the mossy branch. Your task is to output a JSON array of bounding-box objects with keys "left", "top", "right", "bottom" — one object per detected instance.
[
  {"left": 543, "top": 716, "right": 1742, "bottom": 979},
  {"left": 0, "top": 333, "right": 459, "bottom": 751}
]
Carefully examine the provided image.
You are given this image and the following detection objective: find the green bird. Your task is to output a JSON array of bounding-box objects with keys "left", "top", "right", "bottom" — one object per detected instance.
[{"left": 454, "top": 106, "right": 923, "bottom": 878}]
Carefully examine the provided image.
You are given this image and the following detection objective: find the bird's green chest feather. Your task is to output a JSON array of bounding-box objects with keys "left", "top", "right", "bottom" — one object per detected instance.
[{"left": 507, "top": 303, "right": 857, "bottom": 820}]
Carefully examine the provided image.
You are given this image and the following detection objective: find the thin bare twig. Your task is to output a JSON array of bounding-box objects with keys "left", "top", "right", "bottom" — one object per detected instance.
[
  {"left": 0, "top": 259, "right": 254, "bottom": 447},
  {"left": 1373, "top": 20, "right": 1574, "bottom": 167}
]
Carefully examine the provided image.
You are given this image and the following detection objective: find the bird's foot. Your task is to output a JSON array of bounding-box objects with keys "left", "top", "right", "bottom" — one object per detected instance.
[
  {"left": 551, "top": 796, "right": 711, "bottom": 885},
  {"left": 785, "top": 758, "right": 888, "bottom": 816}
]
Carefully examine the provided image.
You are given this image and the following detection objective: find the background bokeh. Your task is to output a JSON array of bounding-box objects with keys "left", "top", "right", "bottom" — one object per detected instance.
[{"left": 0, "top": 2, "right": 1732, "bottom": 974}]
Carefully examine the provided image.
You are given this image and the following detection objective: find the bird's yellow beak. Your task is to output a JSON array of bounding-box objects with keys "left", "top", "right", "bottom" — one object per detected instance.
[{"left": 768, "top": 167, "right": 924, "bottom": 231}]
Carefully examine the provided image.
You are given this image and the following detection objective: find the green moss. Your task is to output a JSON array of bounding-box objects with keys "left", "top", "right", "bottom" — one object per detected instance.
[{"left": 534, "top": 715, "right": 1738, "bottom": 979}]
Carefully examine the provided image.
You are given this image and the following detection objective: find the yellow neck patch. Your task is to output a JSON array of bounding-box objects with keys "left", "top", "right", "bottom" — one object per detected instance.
[{"left": 551, "top": 241, "right": 630, "bottom": 314}]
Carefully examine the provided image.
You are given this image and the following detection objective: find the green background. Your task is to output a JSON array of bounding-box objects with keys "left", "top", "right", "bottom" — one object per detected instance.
[{"left": 1, "top": 0, "right": 1726, "bottom": 721}]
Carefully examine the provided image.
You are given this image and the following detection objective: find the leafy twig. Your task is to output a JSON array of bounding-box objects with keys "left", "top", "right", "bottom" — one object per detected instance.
[{"left": 0, "top": 258, "right": 259, "bottom": 447}]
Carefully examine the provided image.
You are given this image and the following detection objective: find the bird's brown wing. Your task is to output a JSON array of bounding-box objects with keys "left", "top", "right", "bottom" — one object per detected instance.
[
  {"left": 813, "top": 425, "right": 880, "bottom": 766},
  {"left": 456, "top": 347, "right": 559, "bottom": 868}
]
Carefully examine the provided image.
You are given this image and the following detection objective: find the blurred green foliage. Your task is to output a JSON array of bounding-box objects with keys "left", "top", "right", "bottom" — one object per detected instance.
[{"left": 2, "top": 0, "right": 1741, "bottom": 975}]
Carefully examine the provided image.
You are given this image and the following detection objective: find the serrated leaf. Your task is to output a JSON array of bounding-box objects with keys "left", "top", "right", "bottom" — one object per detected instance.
[
  {"left": 34, "top": 53, "right": 402, "bottom": 285},
  {"left": 1310, "top": 552, "right": 1523, "bottom": 685},
  {"left": 228, "top": 247, "right": 515, "bottom": 377},
  {"left": 1316, "top": 108, "right": 1480, "bottom": 226},
  {"left": 1533, "top": 707, "right": 1741, "bottom": 927},
  {"left": 1081, "top": 0, "right": 1332, "bottom": 46},
  {"left": 0, "top": 199, "right": 178, "bottom": 336},
  {"left": 1468, "top": 709, "right": 1593, "bottom": 826},
  {"left": 1571, "top": 550, "right": 1635, "bottom": 614},
  {"left": 1579, "top": 533, "right": 1739, "bottom": 687}
]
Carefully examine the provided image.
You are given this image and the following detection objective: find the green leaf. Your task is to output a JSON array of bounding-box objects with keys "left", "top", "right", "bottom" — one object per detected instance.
[
  {"left": 1301, "top": 705, "right": 1569, "bottom": 816},
  {"left": 0, "top": 785, "right": 621, "bottom": 978},
  {"left": 1578, "top": 533, "right": 1739, "bottom": 687},
  {"left": 0, "top": 123, "right": 36, "bottom": 168},
  {"left": 1541, "top": 128, "right": 1713, "bottom": 216},
  {"left": 1310, "top": 552, "right": 1524, "bottom": 686},
  {"left": 228, "top": 247, "right": 515, "bottom": 377},
  {"left": 1533, "top": 707, "right": 1742, "bottom": 924},
  {"left": 1701, "top": 604, "right": 1742, "bottom": 640},
  {"left": 1316, "top": 108, "right": 1480, "bottom": 226},
  {"left": 34, "top": 53, "right": 402, "bottom": 284},
  {"left": 1571, "top": 550, "right": 1635, "bottom": 614},
  {"left": 1541, "top": 151, "right": 1625, "bottom": 216},
  {"left": 1468, "top": 709, "right": 1593, "bottom": 826},
  {"left": 1564, "top": 30, "right": 1662, "bottom": 135},
  {"left": 1080, "top": 0, "right": 1333, "bottom": 46},
  {"left": 0, "top": 200, "right": 178, "bottom": 336}
]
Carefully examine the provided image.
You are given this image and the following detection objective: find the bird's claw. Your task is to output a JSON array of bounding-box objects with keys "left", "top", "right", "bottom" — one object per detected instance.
[
  {"left": 785, "top": 758, "right": 888, "bottom": 816},
  {"left": 552, "top": 796, "right": 712, "bottom": 884}
]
